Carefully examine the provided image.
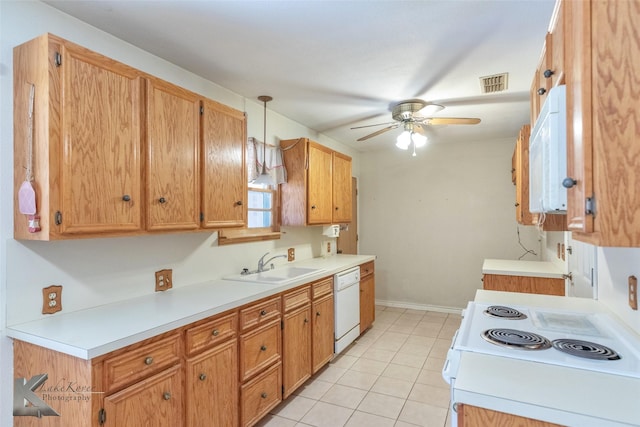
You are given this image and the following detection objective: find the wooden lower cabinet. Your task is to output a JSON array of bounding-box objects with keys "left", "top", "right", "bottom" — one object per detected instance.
[
  {"left": 312, "top": 292, "right": 334, "bottom": 374},
  {"left": 359, "top": 262, "right": 376, "bottom": 333},
  {"left": 282, "top": 304, "right": 312, "bottom": 398},
  {"left": 458, "top": 404, "right": 563, "bottom": 427},
  {"left": 483, "top": 273, "right": 565, "bottom": 296},
  {"left": 185, "top": 340, "right": 238, "bottom": 427},
  {"left": 103, "top": 365, "right": 182, "bottom": 427},
  {"left": 240, "top": 362, "right": 282, "bottom": 427}
]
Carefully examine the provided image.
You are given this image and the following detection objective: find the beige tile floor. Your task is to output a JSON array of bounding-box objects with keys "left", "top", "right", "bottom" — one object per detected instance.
[{"left": 256, "top": 305, "right": 461, "bottom": 427}]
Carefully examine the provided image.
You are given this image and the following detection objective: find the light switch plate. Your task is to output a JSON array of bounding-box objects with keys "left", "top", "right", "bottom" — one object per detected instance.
[
  {"left": 629, "top": 275, "right": 638, "bottom": 310},
  {"left": 287, "top": 248, "right": 295, "bottom": 262}
]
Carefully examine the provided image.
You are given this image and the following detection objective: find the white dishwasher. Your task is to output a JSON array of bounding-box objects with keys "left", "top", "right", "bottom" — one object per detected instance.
[{"left": 334, "top": 266, "right": 361, "bottom": 354}]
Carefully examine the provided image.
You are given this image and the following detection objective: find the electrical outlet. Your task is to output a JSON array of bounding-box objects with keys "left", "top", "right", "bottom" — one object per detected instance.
[
  {"left": 42, "top": 285, "right": 62, "bottom": 314},
  {"left": 287, "top": 248, "right": 295, "bottom": 262},
  {"left": 155, "top": 269, "right": 173, "bottom": 292},
  {"left": 629, "top": 275, "right": 638, "bottom": 310}
]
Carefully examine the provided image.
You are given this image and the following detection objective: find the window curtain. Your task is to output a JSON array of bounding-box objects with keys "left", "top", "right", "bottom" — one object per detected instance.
[{"left": 247, "top": 137, "right": 287, "bottom": 184}]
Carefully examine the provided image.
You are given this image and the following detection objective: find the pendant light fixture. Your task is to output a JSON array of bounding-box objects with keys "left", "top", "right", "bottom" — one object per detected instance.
[
  {"left": 395, "top": 122, "right": 427, "bottom": 156},
  {"left": 251, "top": 95, "right": 274, "bottom": 185}
]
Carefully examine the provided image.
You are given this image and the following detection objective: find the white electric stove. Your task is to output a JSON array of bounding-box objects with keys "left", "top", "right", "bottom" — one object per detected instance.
[{"left": 443, "top": 301, "right": 640, "bottom": 426}]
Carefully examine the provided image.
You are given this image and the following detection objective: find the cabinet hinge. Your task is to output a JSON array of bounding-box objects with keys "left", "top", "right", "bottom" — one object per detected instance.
[
  {"left": 282, "top": 385, "right": 285, "bottom": 397},
  {"left": 200, "top": 212, "right": 204, "bottom": 222},
  {"left": 585, "top": 197, "right": 595, "bottom": 215},
  {"left": 55, "top": 211, "right": 62, "bottom": 225},
  {"left": 98, "top": 408, "right": 106, "bottom": 425},
  {"left": 200, "top": 105, "right": 204, "bottom": 115},
  {"left": 280, "top": 320, "right": 284, "bottom": 330},
  {"left": 54, "top": 52, "right": 62, "bottom": 67}
]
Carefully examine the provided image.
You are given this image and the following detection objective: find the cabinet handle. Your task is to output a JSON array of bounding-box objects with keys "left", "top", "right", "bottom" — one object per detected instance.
[
  {"left": 159, "top": 197, "right": 167, "bottom": 204},
  {"left": 235, "top": 200, "right": 243, "bottom": 206},
  {"left": 199, "top": 373, "right": 207, "bottom": 381},
  {"left": 260, "top": 309, "right": 267, "bottom": 316},
  {"left": 261, "top": 392, "right": 268, "bottom": 399},
  {"left": 163, "top": 392, "right": 171, "bottom": 401},
  {"left": 122, "top": 195, "right": 131, "bottom": 202},
  {"left": 144, "top": 356, "right": 154, "bottom": 365},
  {"left": 562, "top": 177, "right": 577, "bottom": 188},
  {"left": 543, "top": 69, "right": 554, "bottom": 78},
  {"left": 260, "top": 345, "right": 267, "bottom": 351},
  {"left": 537, "top": 88, "right": 546, "bottom": 96},
  {"left": 212, "top": 329, "right": 219, "bottom": 336}
]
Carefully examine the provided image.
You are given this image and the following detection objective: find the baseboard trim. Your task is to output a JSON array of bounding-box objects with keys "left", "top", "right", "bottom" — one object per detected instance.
[{"left": 375, "top": 299, "right": 462, "bottom": 315}]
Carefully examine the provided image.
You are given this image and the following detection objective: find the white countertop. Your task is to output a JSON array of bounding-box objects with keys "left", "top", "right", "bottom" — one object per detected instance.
[
  {"left": 482, "top": 258, "right": 565, "bottom": 279},
  {"left": 6, "top": 254, "right": 375, "bottom": 360},
  {"left": 453, "top": 290, "right": 640, "bottom": 427}
]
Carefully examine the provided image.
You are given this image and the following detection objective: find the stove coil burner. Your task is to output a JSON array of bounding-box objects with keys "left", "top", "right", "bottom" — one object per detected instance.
[
  {"left": 482, "top": 328, "right": 551, "bottom": 350},
  {"left": 484, "top": 305, "right": 527, "bottom": 320},
  {"left": 552, "top": 339, "right": 621, "bottom": 361}
]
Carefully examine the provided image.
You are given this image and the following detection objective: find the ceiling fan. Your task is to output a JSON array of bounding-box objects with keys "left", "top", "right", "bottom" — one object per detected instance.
[{"left": 351, "top": 99, "right": 481, "bottom": 148}]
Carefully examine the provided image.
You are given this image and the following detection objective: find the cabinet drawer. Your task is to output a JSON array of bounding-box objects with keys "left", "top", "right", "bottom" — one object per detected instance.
[
  {"left": 239, "top": 319, "right": 281, "bottom": 382},
  {"left": 185, "top": 311, "right": 237, "bottom": 356},
  {"left": 283, "top": 286, "right": 311, "bottom": 312},
  {"left": 360, "top": 261, "right": 375, "bottom": 278},
  {"left": 241, "top": 362, "right": 282, "bottom": 427},
  {"left": 240, "top": 297, "right": 281, "bottom": 332},
  {"left": 312, "top": 277, "right": 333, "bottom": 299},
  {"left": 104, "top": 334, "right": 181, "bottom": 393}
]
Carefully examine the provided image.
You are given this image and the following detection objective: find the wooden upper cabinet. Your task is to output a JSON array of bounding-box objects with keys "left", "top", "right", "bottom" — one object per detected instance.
[
  {"left": 514, "top": 125, "right": 536, "bottom": 226},
  {"left": 201, "top": 99, "right": 247, "bottom": 229},
  {"left": 281, "top": 138, "right": 352, "bottom": 226},
  {"left": 548, "top": 0, "right": 565, "bottom": 88},
  {"left": 332, "top": 152, "right": 352, "bottom": 223},
  {"left": 13, "top": 34, "right": 144, "bottom": 240},
  {"left": 146, "top": 78, "right": 200, "bottom": 231},
  {"left": 565, "top": 0, "right": 640, "bottom": 246}
]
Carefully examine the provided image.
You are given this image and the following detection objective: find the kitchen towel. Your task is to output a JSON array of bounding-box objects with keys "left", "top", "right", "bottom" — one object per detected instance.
[{"left": 247, "top": 137, "right": 287, "bottom": 184}]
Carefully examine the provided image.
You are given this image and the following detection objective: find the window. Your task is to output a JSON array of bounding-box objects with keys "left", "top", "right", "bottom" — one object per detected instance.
[{"left": 248, "top": 184, "right": 274, "bottom": 229}]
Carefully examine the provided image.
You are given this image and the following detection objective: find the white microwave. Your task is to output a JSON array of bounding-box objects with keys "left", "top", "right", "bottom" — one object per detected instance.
[{"left": 529, "top": 85, "right": 567, "bottom": 213}]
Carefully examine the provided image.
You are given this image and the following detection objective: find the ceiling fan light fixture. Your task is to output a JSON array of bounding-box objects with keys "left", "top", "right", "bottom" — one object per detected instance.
[
  {"left": 395, "top": 131, "right": 411, "bottom": 150},
  {"left": 412, "top": 132, "right": 427, "bottom": 147}
]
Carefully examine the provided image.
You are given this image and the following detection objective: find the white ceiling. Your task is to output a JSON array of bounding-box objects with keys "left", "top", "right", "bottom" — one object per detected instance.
[{"left": 43, "top": 0, "right": 556, "bottom": 151}]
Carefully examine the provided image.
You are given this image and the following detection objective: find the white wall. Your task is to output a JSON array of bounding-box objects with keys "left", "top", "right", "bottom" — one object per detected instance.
[
  {"left": 358, "top": 137, "right": 541, "bottom": 310},
  {"left": 597, "top": 247, "right": 640, "bottom": 334},
  {"left": 0, "top": 2, "right": 356, "bottom": 425}
]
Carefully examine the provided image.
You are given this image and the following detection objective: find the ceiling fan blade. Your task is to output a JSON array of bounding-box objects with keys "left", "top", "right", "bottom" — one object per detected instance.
[
  {"left": 357, "top": 124, "right": 399, "bottom": 141},
  {"left": 350, "top": 121, "right": 397, "bottom": 130},
  {"left": 422, "top": 117, "right": 481, "bottom": 125}
]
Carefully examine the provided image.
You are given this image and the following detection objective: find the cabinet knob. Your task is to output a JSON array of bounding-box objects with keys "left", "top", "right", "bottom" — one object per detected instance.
[
  {"left": 163, "top": 392, "right": 171, "bottom": 401},
  {"left": 235, "top": 200, "right": 243, "bottom": 206},
  {"left": 543, "top": 69, "right": 554, "bottom": 78},
  {"left": 537, "top": 88, "right": 547, "bottom": 96},
  {"left": 199, "top": 373, "right": 207, "bottom": 381},
  {"left": 514, "top": 202, "right": 520, "bottom": 207},
  {"left": 261, "top": 392, "right": 268, "bottom": 399},
  {"left": 304, "top": 318, "right": 309, "bottom": 324},
  {"left": 311, "top": 205, "right": 316, "bottom": 210},
  {"left": 260, "top": 309, "right": 267, "bottom": 316},
  {"left": 316, "top": 311, "right": 321, "bottom": 317},
  {"left": 335, "top": 206, "right": 339, "bottom": 211},
  {"left": 212, "top": 329, "right": 219, "bottom": 336},
  {"left": 562, "top": 177, "right": 578, "bottom": 188},
  {"left": 122, "top": 195, "right": 131, "bottom": 202},
  {"left": 144, "top": 356, "right": 154, "bottom": 365},
  {"left": 260, "top": 345, "right": 267, "bottom": 351},
  {"left": 159, "top": 197, "right": 167, "bottom": 204}
]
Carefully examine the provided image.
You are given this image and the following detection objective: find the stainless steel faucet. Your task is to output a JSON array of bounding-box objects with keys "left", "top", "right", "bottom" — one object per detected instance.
[{"left": 257, "top": 252, "right": 287, "bottom": 272}]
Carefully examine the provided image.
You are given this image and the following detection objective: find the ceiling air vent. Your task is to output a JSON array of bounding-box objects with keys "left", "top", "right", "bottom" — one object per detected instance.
[{"left": 480, "top": 73, "right": 509, "bottom": 94}]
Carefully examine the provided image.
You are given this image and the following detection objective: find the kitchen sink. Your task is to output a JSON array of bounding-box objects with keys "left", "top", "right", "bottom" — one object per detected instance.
[{"left": 223, "top": 266, "right": 325, "bottom": 285}]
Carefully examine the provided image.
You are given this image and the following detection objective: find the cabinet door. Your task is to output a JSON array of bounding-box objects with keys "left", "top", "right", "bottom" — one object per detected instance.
[
  {"left": 548, "top": 0, "right": 565, "bottom": 88},
  {"left": 185, "top": 340, "right": 238, "bottom": 427},
  {"left": 564, "top": 0, "right": 593, "bottom": 234},
  {"left": 282, "top": 304, "right": 311, "bottom": 398},
  {"left": 103, "top": 365, "right": 182, "bottom": 427},
  {"left": 514, "top": 125, "right": 536, "bottom": 225},
  {"left": 307, "top": 143, "right": 333, "bottom": 224},
  {"left": 59, "top": 43, "right": 142, "bottom": 234},
  {"left": 146, "top": 78, "right": 200, "bottom": 230},
  {"left": 332, "top": 152, "right": 352, "bottom": 223},
  {"left": 312, "top": 293, "right": 334, "bottom": 374},
  {"left": 201, "top": 99, "right": 247, "bottom": 228},
  {"left": 360, "top": 274, "right": 375, "bottom": 333}
]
